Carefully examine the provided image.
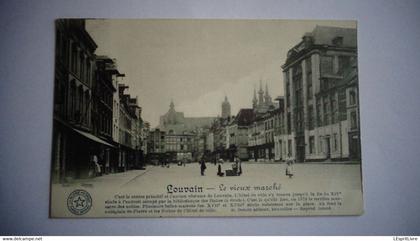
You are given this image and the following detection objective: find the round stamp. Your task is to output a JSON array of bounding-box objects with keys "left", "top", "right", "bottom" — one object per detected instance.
[{"left": 67, "top": 189, "right": 92, "bottom": 215}]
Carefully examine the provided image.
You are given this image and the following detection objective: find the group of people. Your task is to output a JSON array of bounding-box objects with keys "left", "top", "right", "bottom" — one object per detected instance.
[
  {"left": 199, "top": 155, "right": 242, "bottom": 177},
  {"left": 199, "top": 154, "right": 295, "bottom": 178}
]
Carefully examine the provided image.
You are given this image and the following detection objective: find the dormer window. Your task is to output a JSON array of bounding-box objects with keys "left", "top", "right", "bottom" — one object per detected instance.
[{"left": 332, "top": 36, "right": 343, "bottom": 46}]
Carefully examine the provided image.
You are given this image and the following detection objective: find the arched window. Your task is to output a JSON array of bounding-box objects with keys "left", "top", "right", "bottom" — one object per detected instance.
[{"left": 349, "top": 90, "right": 356, "bottom": 105}]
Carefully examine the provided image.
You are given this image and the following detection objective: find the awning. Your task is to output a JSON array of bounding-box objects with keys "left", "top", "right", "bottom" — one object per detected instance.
[{"left": 72, "top": 128, "right": 116, "bottom": 148}]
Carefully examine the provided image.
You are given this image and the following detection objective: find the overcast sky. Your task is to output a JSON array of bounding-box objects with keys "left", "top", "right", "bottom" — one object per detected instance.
[{"left": 86, "top": 19, "right": 356, "bottom": 127}]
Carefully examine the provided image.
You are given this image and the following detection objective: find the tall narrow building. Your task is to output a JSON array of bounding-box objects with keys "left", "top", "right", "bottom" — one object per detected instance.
[
  {"left": 221, "top": 96, "right": 231, "bottom": 119},
  {"left": 281, "top": 25, "right": 358, "bottom": 163}
]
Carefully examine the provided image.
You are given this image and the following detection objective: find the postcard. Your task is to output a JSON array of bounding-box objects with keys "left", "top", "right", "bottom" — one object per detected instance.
[{"left": 50, "top": 19, "right": 362, "bottom": 217}]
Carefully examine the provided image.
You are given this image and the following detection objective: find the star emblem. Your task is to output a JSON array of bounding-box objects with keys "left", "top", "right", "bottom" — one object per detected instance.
[{"left": 73, "top": 196, "right": 86, "bottom": 208}]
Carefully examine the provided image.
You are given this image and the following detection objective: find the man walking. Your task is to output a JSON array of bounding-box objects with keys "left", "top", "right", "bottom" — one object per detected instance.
[{"left": 200, "top": 158, "right": 206, "bottom": 176}]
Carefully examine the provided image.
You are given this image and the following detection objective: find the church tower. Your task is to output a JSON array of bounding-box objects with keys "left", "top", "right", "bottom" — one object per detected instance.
[
  {"left": 221, "top": 96, "right": 231, "bottom": 119},
  {"left": 264, "top": 83, "right": 272, "bottom": 105},
  {"left": 258, "top": 79, "right": 264, "bottom": 107},
  {"left": 252, "top": 86, "right": 258, "bottom": 109},
  {"left": 169, "top": 99, "right": 175, "bottom": 111},
  {"left": 167, "top": 99, "right": 177, "bottom": 124}
]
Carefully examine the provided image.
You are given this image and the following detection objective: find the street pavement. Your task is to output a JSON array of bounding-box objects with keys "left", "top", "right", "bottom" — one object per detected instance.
[{"left": 59, "top": 161, "right": 363, "bottom": 192}]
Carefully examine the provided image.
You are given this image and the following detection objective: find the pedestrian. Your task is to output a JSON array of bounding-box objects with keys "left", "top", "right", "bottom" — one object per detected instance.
[
  {"left": 234, "top": 154, "right": 242, "bottom": 176},
  {"left": 232, "top": 161, "right": 238, "bottom": 175},
  {"left": 200, "top": 158, "right": 207, "bottom": 176},
  {"left": 217, "top": 163, "right": 224, "bottom": 177},
  {"left": 286, "top": 161, "right": 294, "bottom": 178},
  {"left": 91, "top": 154, "right": 101, "bottom": 177}
]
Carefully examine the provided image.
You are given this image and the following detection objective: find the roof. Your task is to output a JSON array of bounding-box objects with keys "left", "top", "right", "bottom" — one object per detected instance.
[
  {"left": 235, "top": 108, "right": 255, "bottom": 126},
  {"left": 311, "top": 25, "right": 357, "bottom": 47},
  {"left": 283, "top": 25, "right": 357, "bottom": 68}
]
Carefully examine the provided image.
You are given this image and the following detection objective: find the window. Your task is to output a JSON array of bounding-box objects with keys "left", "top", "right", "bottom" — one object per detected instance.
[
  {"left": 333, "top": 134, "right": 338, "bottom": 151},
  {"left": 295, "top": 110, "right": 304, "bottom": 133},
  {"left": 309, "top": 136, "right": 315, "bottom": 154},
  {"left": 338, "top": 90, "right": 347, "bottom": 121},
  {"left": 319, "top": 136, "right": 323, "bottom": 153},
  {"left": 350, "top": 111, "right": 357, "bottom": 130},
  {"left": 320, "top": 56, "right": 334, "bottom": 75},
  {"left": 286, "top": 70, "right": 291, "bottom": 108},
  {"left": 306, "top": 57, "right": 312, "bottom": 99},
  {"left": 80, "top": 54, "right": 85, "bottom": 80},
  {"left": 316, "top": 99, "right": 322, "bottom": 127},
  {"left": 332, "top": 36, "right": 343, "bottom": 46},
  {"left": 86, "top": 60, "right": 91, "bottom": 85},
  {"left": 308, "top": 105, "right": 314, "bottom": 130},
  {"left": 305, "top": 58, "right": 312, "bottom": 74},
  {"left": 331, "top": 96, "right": 337, "bottom": 124},
  {"left": 69, "top": 81, "right": 76, "bottom": 119},
  {"left": 307, "top": 72, "right": 313, "bottom": 100},
  {"left": 349, "top": 90, "right": 357, "bottom": 105},
  {"left": 338, "top": 55, "right": 350, "bottom": 74},
  {"left": 77, "top": 86, "right": 83, "bottom": 122},
  {"left": 323, "top": 98, "right": 329, "bottom": 125},
  {"left": 287, "top": 140, "right": 292, "bottom": 157}
]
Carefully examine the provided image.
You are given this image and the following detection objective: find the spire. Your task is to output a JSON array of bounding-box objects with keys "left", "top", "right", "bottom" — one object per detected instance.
[
  {"left": 252, "top": 85, "right": 258, "bottom": 109},
  {"left": 264, "top": 82, "right": 272, "bottom": 104},
  {"left": 170, "top": 99, "right": 175, "bottom": 110},
  {"left": 224, "top": 95, "right": 228, "bottom": 102},
  {"left": 258, "top": 79, "right": 264, "bottom": 106}
]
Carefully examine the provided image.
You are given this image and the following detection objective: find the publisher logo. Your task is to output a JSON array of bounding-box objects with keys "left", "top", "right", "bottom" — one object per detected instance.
[{"left": 67, "top": 189, "right": 92, "bottom": 215}]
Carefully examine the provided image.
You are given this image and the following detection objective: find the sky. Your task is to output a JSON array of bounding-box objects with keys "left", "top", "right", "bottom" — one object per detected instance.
[{"left": 86, "top": 19, "right": 356, "bottom": 128}]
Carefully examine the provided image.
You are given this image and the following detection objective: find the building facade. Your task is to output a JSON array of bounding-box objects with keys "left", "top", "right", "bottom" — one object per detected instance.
[
  {"left": 118, "top": 84, "right": 136, "bottom": 170},
  {"left": 273, "top": 97, "right": 287, "bottom": 161},
  {"left": 52, "top": 19, "right": 101, "bottom": 181},
  {"left": 247, "top": 110, "right": 276, "bottom": 161},
  {"left": 93, "top": 56, "right": 119, "bottom": 173},
  {"left": 281, "top": 25, "right": 359, "bottom": 162},
  {"left": 227, "top": 108, "right": 255, "bottom": 161},
  {"left": 146, "top": 128, "right": 166, "bottom": 165},
  {"left": 158, "top": 101, "right": 215, "bottom": 134},
  {"left": 165, "top": 132, "right": 194, "bottom": 162}
]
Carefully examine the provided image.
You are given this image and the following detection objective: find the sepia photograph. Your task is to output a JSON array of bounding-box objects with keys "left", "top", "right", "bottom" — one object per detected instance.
[{"left": 50, "top": 19, "right": 363, "bottom": 217}]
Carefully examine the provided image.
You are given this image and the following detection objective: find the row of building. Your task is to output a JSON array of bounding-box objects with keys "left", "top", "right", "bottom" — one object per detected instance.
[
  {"left": 52, "top": 20, "right": 150, "bottom": 182},
  {"left": 147, "top": 25, "right": 361, "bottom": 164}
]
